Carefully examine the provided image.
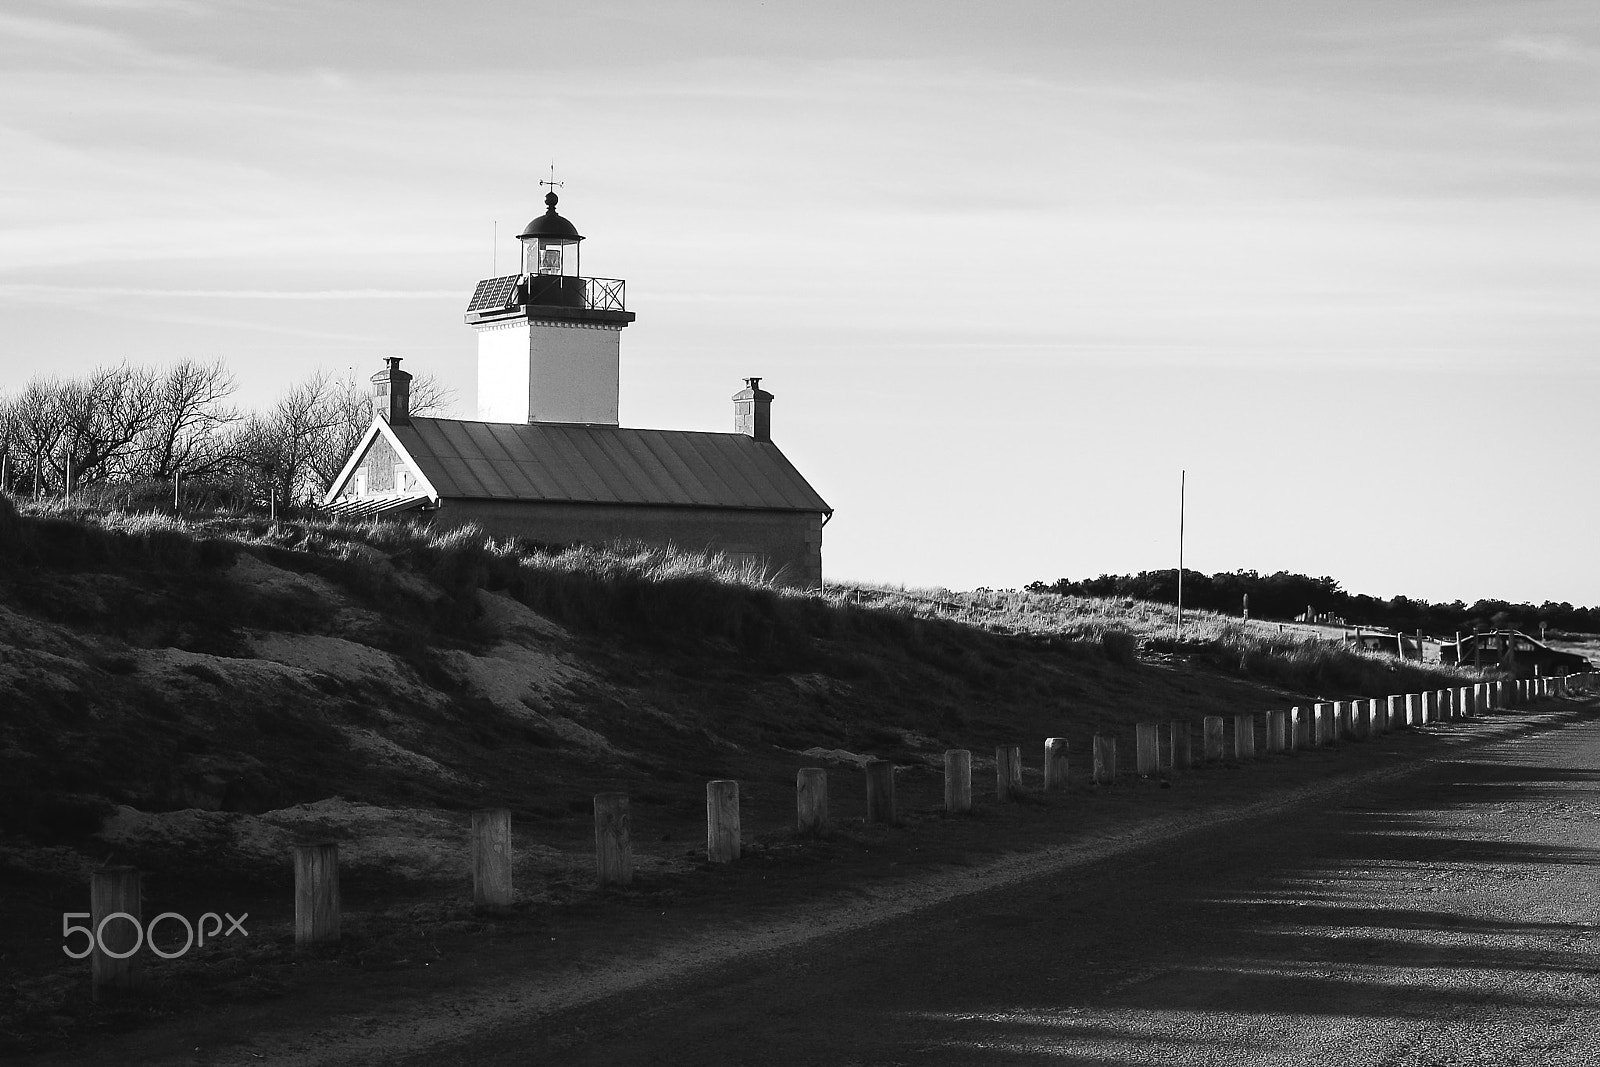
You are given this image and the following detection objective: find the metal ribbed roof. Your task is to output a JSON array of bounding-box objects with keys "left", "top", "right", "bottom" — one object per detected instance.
[{"left": 391, "top": 418, "right": 830, "bottom": 514}]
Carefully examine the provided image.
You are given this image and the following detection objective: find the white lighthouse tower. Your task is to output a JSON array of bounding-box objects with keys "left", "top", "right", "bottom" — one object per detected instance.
[{"left": 466, "top": 190, "right": 635, "bottom": 424}]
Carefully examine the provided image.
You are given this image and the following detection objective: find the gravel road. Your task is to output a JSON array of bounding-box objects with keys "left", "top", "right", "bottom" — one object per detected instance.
[{"left": 420, "top": 713, "right": 1600, "bottom": 1066}]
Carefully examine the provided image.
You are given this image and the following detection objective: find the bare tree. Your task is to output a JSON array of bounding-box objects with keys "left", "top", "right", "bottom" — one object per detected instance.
[
  {"left": 409, "top": 371, "right": 454, "bottom": 419},
  {"left": 139, "top": 358, "right": 240, "bottom": 481},
  {"left": 229, "top": 372, "right": 343, "bottom": 509},
  {"left": 0, "top": 395, "right": 17, "bottom": 493},
  {"left": 9, "top": 379, "right": 68, "bottom": 497},
  {"left": 52, "top": 364, "right": 160, "bottom": 490},
  {"left": 0, "top": 358, "right": 455, "bottom": 510}
]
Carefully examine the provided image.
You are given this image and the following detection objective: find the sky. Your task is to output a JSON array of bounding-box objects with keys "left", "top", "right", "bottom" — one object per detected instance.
[{"left": 2, "top": 0, "right": 1598, "bottom": 605}]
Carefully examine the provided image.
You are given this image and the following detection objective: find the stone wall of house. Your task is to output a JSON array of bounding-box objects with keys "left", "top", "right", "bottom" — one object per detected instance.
[{"left": 432, "top": 500, "right": 825, "bottom": 588}]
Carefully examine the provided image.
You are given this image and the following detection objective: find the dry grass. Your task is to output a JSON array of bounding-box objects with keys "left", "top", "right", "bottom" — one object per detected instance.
[
  {"left": 2, "top": 499, "right": 1497, "bottom": 697},
  {"left": 835, "top": 584, "right": 1496, "bottom": 697}
]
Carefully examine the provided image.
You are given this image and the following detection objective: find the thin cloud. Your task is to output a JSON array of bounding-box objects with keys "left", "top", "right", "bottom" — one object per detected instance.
[
  {"left": 0, "top": 284, "right": 460, "bottom": 301},
  {"left": 1496, "top": 34, "right": 1599, "bottom": 64},
  {"left": 54, "top": 0, "right": 212, "bottom": 12},
  {"left": 0, "top": 11, "right": 176, "bottom": 67}
]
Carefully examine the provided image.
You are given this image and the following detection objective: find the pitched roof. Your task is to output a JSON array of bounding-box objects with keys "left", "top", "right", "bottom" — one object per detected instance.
[{"left": 387, "top": 417, "right": 830, "bottom": 514}]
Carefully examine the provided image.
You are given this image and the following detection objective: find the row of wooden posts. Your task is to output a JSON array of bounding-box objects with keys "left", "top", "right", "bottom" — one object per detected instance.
[{"left": 86, "top": 671, "right": 1596, "bottom": 997}]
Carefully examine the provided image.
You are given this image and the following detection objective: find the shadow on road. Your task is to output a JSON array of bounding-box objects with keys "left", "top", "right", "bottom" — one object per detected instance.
[{"left": 870, "top": 724, "right": 1600, "bottom": 1063}]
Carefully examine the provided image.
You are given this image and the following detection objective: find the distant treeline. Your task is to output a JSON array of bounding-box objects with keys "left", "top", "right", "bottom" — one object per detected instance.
[{"left": 1025, "top": 569, "right": 1600, "bottom": 637}]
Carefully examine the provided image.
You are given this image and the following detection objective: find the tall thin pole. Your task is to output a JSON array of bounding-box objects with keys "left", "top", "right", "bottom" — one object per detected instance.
[
  {"left": 1177, "top": 469, "right": 1186, "bottom": 638},
  {"left": 492, "top": 221, "right": 498, "bottom": 275}
]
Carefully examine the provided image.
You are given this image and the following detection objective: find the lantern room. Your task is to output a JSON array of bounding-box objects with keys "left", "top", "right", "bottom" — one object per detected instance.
[{"left": 518, "top": 191, "right": 583, "bottom": 278}]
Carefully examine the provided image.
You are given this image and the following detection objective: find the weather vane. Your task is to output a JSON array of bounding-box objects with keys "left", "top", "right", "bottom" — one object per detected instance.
[{"left": 540, "top": 162, "right": 563, "bottom": 193}]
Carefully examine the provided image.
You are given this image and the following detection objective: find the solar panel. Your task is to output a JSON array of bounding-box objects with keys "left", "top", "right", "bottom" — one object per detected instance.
[{"left": 465, "top": 275, "right": 521, "bottom": 313}]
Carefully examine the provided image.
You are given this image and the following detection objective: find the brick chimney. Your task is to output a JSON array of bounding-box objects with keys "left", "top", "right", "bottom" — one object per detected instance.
[
  {"left": 372, "top": 357, "right": 412, "bottom": 425},
  {"left": 732, "top": 377, "right": 772, "bottom": 442}
]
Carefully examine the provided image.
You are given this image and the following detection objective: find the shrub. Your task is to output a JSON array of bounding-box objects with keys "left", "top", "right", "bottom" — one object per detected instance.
[{"left": 1101, "top": 630, "right": 1139, "bottom": 665}]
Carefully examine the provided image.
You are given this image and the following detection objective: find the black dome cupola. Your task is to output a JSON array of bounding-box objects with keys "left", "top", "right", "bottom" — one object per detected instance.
[{"left": 518, "top": 191, "right": 584, "bottom": 276}]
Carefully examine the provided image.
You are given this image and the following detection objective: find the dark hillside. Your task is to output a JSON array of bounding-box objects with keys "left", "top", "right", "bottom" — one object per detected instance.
[{"left": 0, "top": 498, "right": 1494, "bottom": 1052}]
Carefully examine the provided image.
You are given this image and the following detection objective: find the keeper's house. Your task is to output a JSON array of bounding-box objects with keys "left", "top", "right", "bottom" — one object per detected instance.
[{"left": 322, "top": 191, "right": 830, "bottom": 587}]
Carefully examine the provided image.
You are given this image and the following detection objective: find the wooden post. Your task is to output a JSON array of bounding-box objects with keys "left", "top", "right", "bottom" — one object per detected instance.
[
  {"left": 706, "top": 780, "right": 740, "bottom": 862},
  {"left": 592, "top": 794, "right": 633, "bottom": 886},
  {"left": 1167, "top": 721, "right": 1191, "bottom": 770},
  {"left": 1332, "top": 701, "right": 1350, "bottom": 740},
  {"left": 1266, "top": 710, "right": 1286, "bottom": 753},
  {"left": 944, "top": 749, "right": 972, "bottom": 812},
  {"left": 1203, "top": 716, "right": 1225, "bottom": 762},
  {"left": 1136, "top": 722, "right": 1160, "bottom": 776},
  {"left": 994, "top": 745, "right": 1022, "bottom": 802},
  {"left": 1093, "top": 734, "right": 1117, "bottom": 784},
  {"left": 1287, "top": 707, "right": 1302, "bottom": 751},
  {"left": 1385, "top": 694, "right": 1401, "bottom": 732},
  {"left": 90, "top": 867, "right": 142, "bottom": 999},
  {"left": 1043, "top": 737, "right": 1069, "bottom": 791},
  {"left": 1458, "top": 685, "right": 1471, "bottom": 719},
  {"left": 1311, "top": 703, "right": 1330, "bottom": 744},
  {"left": 1404, "top": 693, "right": 1422, "bottom": 728},
  {"left": 1233, "top": 714, "right": 1256, "bottom": 759},
  {"left": 796, "top": 768, "right": 828, "bottom": 835},
  {"left": 471, "top": 808, "right": 513, "bottom": 905},
  {"left": 293, "top": 842, "right": 340, "bottom": 947},
  {"left": 866, "top": 760, "right": 897, "bottom": 823}
]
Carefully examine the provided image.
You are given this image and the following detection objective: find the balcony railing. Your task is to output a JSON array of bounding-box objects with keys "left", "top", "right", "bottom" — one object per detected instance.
[
  {"left": 583, "top": 276, "right": 626, "bottom": 312},
  {"left": 468, "top": 274, "right": 628, "bottom": 316}
]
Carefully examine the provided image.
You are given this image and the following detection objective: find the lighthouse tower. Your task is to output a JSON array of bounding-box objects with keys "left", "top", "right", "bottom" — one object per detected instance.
[{"left": 465, "top": 191, "right": 635, "bottom": 424}]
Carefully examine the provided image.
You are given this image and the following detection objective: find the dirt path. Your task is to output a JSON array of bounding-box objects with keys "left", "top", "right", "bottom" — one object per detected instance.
[
  {"left": 36, "top": 698, "right": 1597, "bottom": 1066},
  {"left": 468, "top": 707, "right": 1600, "bottom": 1066}
]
